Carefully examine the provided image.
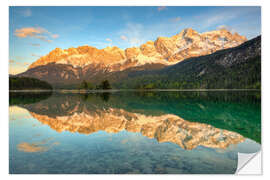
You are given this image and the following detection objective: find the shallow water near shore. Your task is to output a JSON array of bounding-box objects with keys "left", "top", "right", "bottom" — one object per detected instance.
[{"left": 9, "top": 91, "right": 261, "bottom": 174}]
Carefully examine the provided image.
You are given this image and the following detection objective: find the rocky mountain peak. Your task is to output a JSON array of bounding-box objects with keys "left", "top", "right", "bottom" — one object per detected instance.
[
  {"left": 181, "top": 28, "right": 199, "bottom": 38},
  {"left": 28, "top": 28, "right": 247, "bottom": 72}
]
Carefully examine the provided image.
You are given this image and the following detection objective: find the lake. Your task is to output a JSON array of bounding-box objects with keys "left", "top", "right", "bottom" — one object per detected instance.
[{"left": 9, "top": 90, "right": 261, "bottom": 174}]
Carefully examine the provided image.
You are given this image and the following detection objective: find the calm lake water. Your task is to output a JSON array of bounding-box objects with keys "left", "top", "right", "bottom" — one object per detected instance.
[{"left": 9, "top": 91, "right": 261, "bottom": 174}]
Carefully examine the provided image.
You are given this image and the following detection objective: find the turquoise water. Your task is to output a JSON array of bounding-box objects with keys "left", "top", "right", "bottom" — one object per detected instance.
[{"left": 9, "top": 91, "right": 261, "bottom": 174}]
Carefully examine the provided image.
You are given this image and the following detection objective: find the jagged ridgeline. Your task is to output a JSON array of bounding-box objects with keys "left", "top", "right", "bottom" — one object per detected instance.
[
  {"left": 16, "top": 28, "right": 260, "bottom": 89},
  {"left": 117, "top": 36, "right": 261, "bottom": 89}
]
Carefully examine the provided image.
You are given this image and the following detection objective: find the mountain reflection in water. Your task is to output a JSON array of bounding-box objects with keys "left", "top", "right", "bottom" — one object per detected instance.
[
  {"left": 18, "top": 91, "right": 261, "bottom": 143},
  {"left": 10, "top": 91, "right": 261, "bottom": 174},
  {"left": 29, "top": 108, "right": 245, "bottom": 150}
]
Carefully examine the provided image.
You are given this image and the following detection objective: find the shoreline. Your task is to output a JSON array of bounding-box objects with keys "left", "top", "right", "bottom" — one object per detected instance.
[{"left": 9, "top": 89, "right": 261, "bottom": 93}]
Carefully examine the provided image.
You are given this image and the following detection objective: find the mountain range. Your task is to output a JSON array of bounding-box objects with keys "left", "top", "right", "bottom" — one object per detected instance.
[{"left": 16, "top": 28, "right": 260, "bottom": 89}]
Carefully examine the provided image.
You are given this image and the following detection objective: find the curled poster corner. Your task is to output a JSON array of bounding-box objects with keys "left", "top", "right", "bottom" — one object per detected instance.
[{"left": 235, "top": 151, "right": 262, "bottom": 175}]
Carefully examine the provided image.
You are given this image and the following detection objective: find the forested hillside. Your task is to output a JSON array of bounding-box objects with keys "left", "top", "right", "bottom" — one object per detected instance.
[
  {"left": 114, "top": 36, "right": 261, "bottom": 89},
  {"left": 9, "top": 77, "right": 53, "bottom": 90}
]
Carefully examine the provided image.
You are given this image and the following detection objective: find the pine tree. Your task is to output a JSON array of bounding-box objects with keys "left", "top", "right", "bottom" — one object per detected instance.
[{"left": 101, "top": 80, "right": 111, "bottom": 89}]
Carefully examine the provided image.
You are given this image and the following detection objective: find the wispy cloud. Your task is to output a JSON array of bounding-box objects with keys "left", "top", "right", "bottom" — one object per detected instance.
[
  {"left": 14, "top": 27, "right": 47, "bottom": 38},
  {"left": 9, "top": 59, "right": 30, "bottom": 75},
  {"left": 10, "top": 60, "right": 30, "bottom": 66},
  {"left": 120, "top": 35, "right": 128, "bottom": 41},
  {"left": 29, "top": 43, "right": 40, "bottom": 47},
  {"left": 9, "top": 66, "right": 27, "bottom": 75},
  {"left": 17, "top": 138, "right": 59, "bottom": 153},
  {"left": 157, "top": 6, "right": 167, "bottom": 12},
  {"left": 217, "top": 25, "right": 236, "bottom": 33},
  {"left": 88, "top": 41, "right": 113, "bottom": 48},
  {"left": 21, "top": 8, "right": 32, "bottom": 17},
  {"left": 199, "top": 13, "right": 237, "bottom": 29},
  {"left": 118, "top": 23, "right": 146, "bottom": 47},
  {"left": 105, "top": 38, "right": 113, "bottom": 46},
  {"left": 169, "top": 17, "right": 181, "bottom": 23},
  {"left": 36, "top": 35, "right": 52, "bottom": 43},
  {"left": 14, "top": 27, "right": 59, "bottom": 43},
  {"left": 106, "top": 38, "right": 112, "bottom": 42},
  {"left": 116, "top": 7, "right": 260, "bottom": 48},
  {"left": 31, "top": 53, "right": 41, "bottom": 58},
  {"left": 51, "top": 34, "right": 59, "bottom": 39},
  {"left": 194, "top": 7, "right": 260, "bottom": 30}
]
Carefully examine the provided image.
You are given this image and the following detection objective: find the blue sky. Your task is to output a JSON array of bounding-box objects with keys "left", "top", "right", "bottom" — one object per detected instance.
[{"left": 9, "top": 6, "right": 261, "bottom": 74}]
